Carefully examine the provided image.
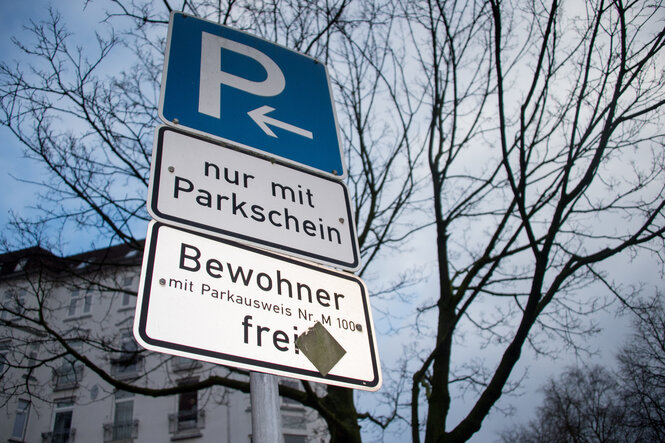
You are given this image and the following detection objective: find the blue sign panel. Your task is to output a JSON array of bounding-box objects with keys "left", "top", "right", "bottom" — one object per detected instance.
[{"left": 159, "top": 12, "right": 346, "bottom": 178}]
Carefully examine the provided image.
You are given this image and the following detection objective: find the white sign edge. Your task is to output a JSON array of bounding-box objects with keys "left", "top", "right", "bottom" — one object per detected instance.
[
  {"left": 132, "top": 221, "right": 382, "bottom": 391},
  {"left": 146, "top": 125, "right": 361, "bottom": 272}
]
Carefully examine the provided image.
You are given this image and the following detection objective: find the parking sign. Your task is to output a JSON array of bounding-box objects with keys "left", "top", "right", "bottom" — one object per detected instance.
[{"left": 159, "top": 12, "right": 346, "bottom": 179}]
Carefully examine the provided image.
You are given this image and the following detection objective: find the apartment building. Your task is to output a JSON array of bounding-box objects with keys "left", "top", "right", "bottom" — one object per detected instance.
[{"left": 0, "top": 244, "right": 326, "bottom": 442}]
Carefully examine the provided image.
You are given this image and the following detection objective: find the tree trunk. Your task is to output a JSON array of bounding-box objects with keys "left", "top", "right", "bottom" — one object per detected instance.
[
  {"left": 424, "top": 308, "right": 455, "bottom": 443},
  {"left": 322, "top": 386, "right": 362, "bottom": 443},
  {"left": 423, "top": 214, "right": 457, "bottom": 443}
]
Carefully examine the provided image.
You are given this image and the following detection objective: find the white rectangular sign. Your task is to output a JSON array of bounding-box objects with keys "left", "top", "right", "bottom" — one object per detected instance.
[
  {"left": 133, "top": 222, "right": 381, "bottom": 391},
  {"left": 147, "top": 126, "right": 360, "bottom": 271}
]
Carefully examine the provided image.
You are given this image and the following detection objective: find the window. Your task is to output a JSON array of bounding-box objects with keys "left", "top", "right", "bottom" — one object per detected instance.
[
  {"left": 280, "top": 380, "right": 303, "bottom": 407},
  {"left": 103, "top": 391, "right": 138, "bottom": 442},
  {"left": 121, "top": 276, "right": 136, "bottom": 307},
  {"left": 250, "top": 434, "right": 306, "bottom": 443},
  {"left": 111, "top": 330, "right": 142, "bottom": 379},
  {"left": 52, "top": 411, "right": 73, "bottom": 443},
  {"left": 114, "top": 398, "right": 134, "bottom": 439},
  {"left": 26, "top": 342, "right": 39, "bottom": 366},
  {"left": 280, "top": 380, "right": 307, "bottom": 432},
  {"left": 49, "top": 399, "right": 75, "bottom": 443},
  {"left": 177, "top": 391, "right": 198, "bottom": 431},
  {"left": 0, "top": 340, "right": 10, "bottom": 375},
  {"left": 67, "top": 290, "right": 91, "bottom": 318},
  {"left": 171, "top": 356, "right": 201, "bottom": 372},
  {"left": 54, "top": 342, "right": 83, "bottom": 390},
  {"left": 14, "top": 258, "right": 28, "bottom": 272},
  {"left": 1, "top": 292, "right": 12, "bottom": 321},
  {"left": 10, "top": 399, "right": 30, "bottom": 440},
  {"left": 168, "top": 386, "right": 205, "bottom": 438},
  {"left": 282, "top": 413, "right": 307, "bottom": 430},
  {"left": 2, "top": 288, "right": 26, "bottom": 321},
  {"left": 120, "top": 291, "right": 132, "bottom": 307}
]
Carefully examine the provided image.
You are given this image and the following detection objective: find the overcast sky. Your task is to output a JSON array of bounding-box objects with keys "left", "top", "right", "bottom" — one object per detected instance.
[
  {"left": 0, "top": 1, "right": 43, "bottom": 233},
  {"left": 1, "top": 2, "right": 663, "bottom": 443},
  {"left": 0, "top": 1, "right": 111, "bottom": 251}
]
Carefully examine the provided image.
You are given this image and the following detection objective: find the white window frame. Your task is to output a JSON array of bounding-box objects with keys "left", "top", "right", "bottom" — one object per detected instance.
[
  {"left": 54, "top": 341, "right": 84, "bottom": 391},
  {"left": 2, "top": 288, "right": 26, "bottom": 322},
  {"left": 10, "top": 399, "right": 30, "bottom": 441},
  {"left": 121, "top": 276, "right": 136, "bottom": 307},
  {"left": 0, "top": 339, "right": 10, "bottom": 376},
  {"left": 66, "top": 289, "right": 92, "bottom": 318},
  {"left": 103, "top": 391, "right": 138, "bottom": 442},
  {"left": 110, "top": 329, "right": 143, "bottom": 379},
  {"left": 49, "top": 398, "right": 75, "bottom": 443}
]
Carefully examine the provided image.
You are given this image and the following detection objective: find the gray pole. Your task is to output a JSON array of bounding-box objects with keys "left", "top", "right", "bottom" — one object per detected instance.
[{"left": 250, "top": 371, "right": 284, "bottom": 443}]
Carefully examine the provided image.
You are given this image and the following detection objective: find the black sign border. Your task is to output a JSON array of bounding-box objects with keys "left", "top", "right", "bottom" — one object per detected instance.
[
  {"left": 148, "top": 125, "right": 360, "bottom": 271},
  {"left": 158, "top": 11, "right": 348, "bottom": 180},
  {"left": 136, "top": 221, "right": 381, "bottom": 390}
]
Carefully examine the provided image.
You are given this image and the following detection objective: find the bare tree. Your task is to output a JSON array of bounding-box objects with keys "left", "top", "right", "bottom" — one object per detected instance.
[
  {"left": 2, "top": 0, "right": 665, "bottom": 442},
  {"left": 396, "top": 0, "right": 665, "bottom": 441},
  {"left": 500, "top": 294, "right": 665, "bottom": 443},
  {"left": 0, "top": 1, "right": 419, "bottom": 442},
  {"left": 500, "top": 365, "right": 630, "bottom": 443},
  {"left": 618, "top": 293, "right": 665, "bottom": 441}
]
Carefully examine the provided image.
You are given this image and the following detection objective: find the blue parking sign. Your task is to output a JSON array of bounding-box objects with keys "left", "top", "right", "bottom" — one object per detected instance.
[{"left": 159, "top": 12, "right": 346, "bottom": 179}]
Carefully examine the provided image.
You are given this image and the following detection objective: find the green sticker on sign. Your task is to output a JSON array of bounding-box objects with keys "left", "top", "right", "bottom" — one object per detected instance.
[{"left": 296, "top": 322, "right": 347, "bottom": 376}]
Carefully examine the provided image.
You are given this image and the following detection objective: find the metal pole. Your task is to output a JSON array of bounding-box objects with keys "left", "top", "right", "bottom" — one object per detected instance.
[{"left": 250, "top": 371, "right": 284, "bottom": 443}]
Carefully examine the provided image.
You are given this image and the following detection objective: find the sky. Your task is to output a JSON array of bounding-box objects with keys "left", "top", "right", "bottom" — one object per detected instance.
[
  {"left": 0, "top": 1, "right": 44, "bottom": 231},
  {"left": 1, "top": 2, "right": 663, "bottom": 443},
  {"left": 0, "top": 0, "right": 139, "bottom": 253},
  {"left": 0, "top": 1, "right": 112, "bottom": 250},
  {"left": 360, "top": 226, "right": 661, "bottom": 441}
]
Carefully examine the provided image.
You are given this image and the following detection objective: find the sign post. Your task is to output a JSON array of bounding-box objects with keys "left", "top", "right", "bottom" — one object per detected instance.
[{"left": 250, "top": 372, "right": 284, "bottom": 443}]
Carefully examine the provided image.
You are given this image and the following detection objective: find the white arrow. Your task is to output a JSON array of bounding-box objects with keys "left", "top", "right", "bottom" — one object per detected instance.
[{"left": 248, "top": 105, "right": 313, "bottom": 139}]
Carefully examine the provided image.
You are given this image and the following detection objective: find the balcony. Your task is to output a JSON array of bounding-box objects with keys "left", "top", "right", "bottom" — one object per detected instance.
[
  {"left": 168, "top": 409, "right": 205, "bottom": 440},
  {"left": 102, "top": 420, "right": 139, "bottom": 442},
  {"left": 41, "top": 429, "right": 76, "bottom": 443}
]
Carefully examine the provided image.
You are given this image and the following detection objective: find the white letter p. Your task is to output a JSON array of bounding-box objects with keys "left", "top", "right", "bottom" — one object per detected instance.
[{"left": 198, "top": 32, "right": 285, "bottom": 118}]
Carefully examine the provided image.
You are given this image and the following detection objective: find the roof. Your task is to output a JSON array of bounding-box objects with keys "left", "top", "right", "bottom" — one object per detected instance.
[
  {"left": 0, "top": 246, "right": 58, "bottom": 277},
  {"left": 0, "top": 241, "right": 144, "bottom": 280}
]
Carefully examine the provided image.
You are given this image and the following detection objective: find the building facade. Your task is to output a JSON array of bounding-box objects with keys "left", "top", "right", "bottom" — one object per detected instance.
[{"left": 0, "top": 244, "right": 327, "bottom": 442}]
